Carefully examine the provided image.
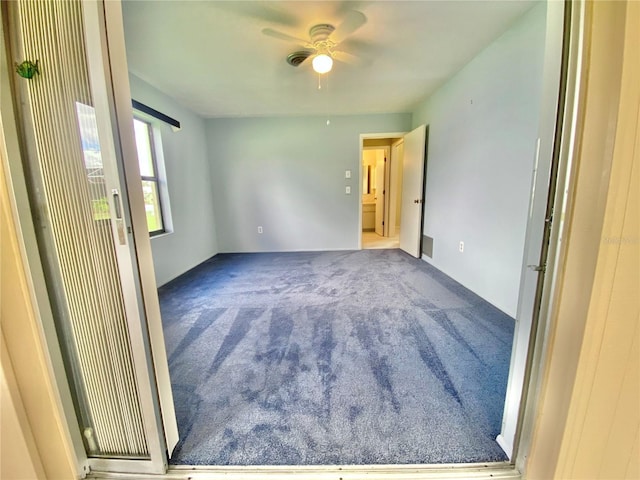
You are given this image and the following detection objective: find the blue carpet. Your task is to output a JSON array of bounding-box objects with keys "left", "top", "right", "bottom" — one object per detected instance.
[{"left": 158, "top": 249, "right": 514, "bottom": 465}]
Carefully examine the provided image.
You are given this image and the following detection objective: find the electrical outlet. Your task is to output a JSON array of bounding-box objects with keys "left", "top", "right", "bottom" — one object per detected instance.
[
  {"left": 258, "top": 226, "right": 263, "bottom": 234},
  {"left": 345, "top": 186, "right": 351, "bottom": 194},
  {"left": 345, "top": 170, "right": 351, "bottom": 179},
  {"left": 459, "top": 241, "right": 464, "bottom": 253}
]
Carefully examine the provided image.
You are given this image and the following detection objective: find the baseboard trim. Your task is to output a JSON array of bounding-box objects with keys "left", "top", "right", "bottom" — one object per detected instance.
[{"left": 219, "top": 248, "right": 357, "bottom": 254}]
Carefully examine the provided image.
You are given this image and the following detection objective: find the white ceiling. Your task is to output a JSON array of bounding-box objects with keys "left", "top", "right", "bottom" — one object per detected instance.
[{"left": 122, "top": 1, "right": 537, "bottom": 118}]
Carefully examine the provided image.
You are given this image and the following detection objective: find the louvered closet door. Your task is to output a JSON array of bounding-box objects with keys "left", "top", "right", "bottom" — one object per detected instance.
[{"left": 7, "top": 0, "right": 167, "bottom": 473}]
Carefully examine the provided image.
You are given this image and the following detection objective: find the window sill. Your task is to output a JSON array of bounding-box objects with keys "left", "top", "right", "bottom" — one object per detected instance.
[{"left": 150, "top": 230, "right": 173, "bottom": 240}]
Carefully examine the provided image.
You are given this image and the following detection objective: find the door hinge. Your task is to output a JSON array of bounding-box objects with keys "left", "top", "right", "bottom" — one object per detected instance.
[{"left": 527, "top": 264, "right": 546, "bottom": 272}]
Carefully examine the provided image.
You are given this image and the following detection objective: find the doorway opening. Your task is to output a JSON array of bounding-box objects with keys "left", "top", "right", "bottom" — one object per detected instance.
[
  {"left": 359, "top": 127, "right": 427, "bottom": 258},
  {"left": 361, "top": 140, "right": 400, "bottom": 249},
  {"left": 0, "top": 0, "right": 576, "bottom": 472}
]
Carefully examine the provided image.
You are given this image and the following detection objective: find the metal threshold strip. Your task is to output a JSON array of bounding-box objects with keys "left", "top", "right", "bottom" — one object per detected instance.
[{"left": 88, "top": 461, "right": 520, "bottom": 479}]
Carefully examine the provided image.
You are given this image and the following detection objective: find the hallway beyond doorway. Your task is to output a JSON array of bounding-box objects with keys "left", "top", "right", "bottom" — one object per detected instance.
[{"left": 362, "top": 230, "right": 400, "bottom": 249}]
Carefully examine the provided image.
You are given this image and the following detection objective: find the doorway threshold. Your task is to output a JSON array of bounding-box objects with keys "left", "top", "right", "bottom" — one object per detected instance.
[
  {"left": 362, "top": 230, "right": 401, "bottom": 249},
  {"left": 89, "top": 461, "right": 520, "bottom": 479}
]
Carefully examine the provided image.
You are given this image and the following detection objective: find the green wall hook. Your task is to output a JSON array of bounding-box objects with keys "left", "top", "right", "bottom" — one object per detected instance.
[{"left": 16, "top": 60, "right": 39, "bottom": 79}]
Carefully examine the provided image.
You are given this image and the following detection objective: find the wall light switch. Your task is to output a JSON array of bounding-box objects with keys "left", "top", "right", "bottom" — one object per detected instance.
[
  {"left": 345, "top": 170, "right": 351, "bottom": 179},
  {"left": 345, "top": 186, "right": 351, "bottom": 194},
  {"left": 258, "top": 226, "right": 263, "bottom": 234},
  {"left": 459, "top": 241, "right": 464, "bottom": 253}
]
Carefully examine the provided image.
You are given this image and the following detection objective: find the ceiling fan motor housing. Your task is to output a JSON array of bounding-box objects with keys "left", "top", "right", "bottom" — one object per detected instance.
[{"left": 309, "top": 24, "right": 335, "bottom": 43}]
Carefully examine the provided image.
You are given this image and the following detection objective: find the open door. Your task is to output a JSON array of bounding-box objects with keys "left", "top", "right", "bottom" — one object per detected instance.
[{"left": 399, "top": 125, "right": 427, "bottom": 257}]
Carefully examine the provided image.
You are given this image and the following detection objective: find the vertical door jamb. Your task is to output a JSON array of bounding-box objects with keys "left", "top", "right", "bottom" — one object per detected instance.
[{"left": 382, "top": 145, "right": 391, "bottom": 237}]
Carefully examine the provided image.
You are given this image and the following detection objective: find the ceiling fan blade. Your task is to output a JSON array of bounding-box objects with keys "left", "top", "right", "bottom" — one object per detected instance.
[
  {"left": 331, "top": 10, "right": 367, "bottom": 44},
  {"left": 339, "top": 38, "right": 379, "bottom": 56},
  {"left": 333, "top": 50, "right": 365, "bottom": 66},
  {"left": 211, "top": 3, "right": 299, "bottom": 28},
  {"left": 262, "top": 28, "right": 310, "bottom": 47}
]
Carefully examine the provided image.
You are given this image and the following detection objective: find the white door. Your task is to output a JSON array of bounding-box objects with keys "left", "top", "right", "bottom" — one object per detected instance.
[
  {"left": 6, "top": 0, "right": 176, "bottom": 474},
  {"left": 374, "top": 149, "right": 386, "bottom": 236},
  {"left": 399, "top": 125, "right": 427, "bottom": 257}
]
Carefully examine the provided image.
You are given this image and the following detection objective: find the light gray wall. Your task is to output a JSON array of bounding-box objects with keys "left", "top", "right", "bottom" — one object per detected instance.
[
  {"left": 412, "top": 3, "right": 546, "bottom": 316},
  {"left": 129, "top": 74, "right": 218, "bottom": 286},
  {"left": 206, "top": 114, "right": 410, "bottom": 252}
]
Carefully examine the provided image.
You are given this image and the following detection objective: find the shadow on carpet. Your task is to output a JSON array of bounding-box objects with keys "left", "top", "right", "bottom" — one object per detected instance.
[{"left": 158, "top": 249, "right": 515, "bottom": 465}]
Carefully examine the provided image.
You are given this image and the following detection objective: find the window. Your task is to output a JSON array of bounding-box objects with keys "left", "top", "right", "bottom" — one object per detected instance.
[
  {"left": 75, "top": 102, "right": 110, "bottom": 221},
  {"left": 133, "top": 118, "right": 165, "bottom": 235}
]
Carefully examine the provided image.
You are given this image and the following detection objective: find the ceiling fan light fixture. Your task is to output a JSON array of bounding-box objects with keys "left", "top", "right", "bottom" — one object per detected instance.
[{"left": 312, "top": 53, "right": 333, "bottom": 74}]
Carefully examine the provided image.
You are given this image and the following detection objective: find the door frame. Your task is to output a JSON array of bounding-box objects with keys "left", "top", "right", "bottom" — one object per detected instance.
[
  {"left": 0, "top": 0, "right": 592, "bottom": 476},
  {"left": 358, "top": 133, "right": 406, "bottom": 250}
]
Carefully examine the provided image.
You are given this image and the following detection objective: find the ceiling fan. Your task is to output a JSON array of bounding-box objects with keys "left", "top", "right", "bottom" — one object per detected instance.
[{"left": 262, "top": 10, "right": 367, "bottom": 74}]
